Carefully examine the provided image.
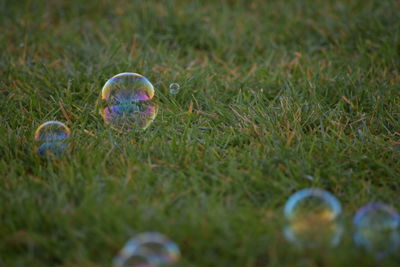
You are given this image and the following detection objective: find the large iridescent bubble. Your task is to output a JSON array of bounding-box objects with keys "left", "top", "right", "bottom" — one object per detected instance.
[
  {"left": 113, "top": 232, "right": 180, "bottom": 267},
  {"left": 283, "top": 188, "right": 343, "bottom": 247},
  {"left": 100, "top": 73, "right": 157, "bottom": 131},
  {"left": 34, "top": 121, "right": 70, "bottom": 158},
  {"left": 353, "top": 202, "right": 400, "bottom": 258}
]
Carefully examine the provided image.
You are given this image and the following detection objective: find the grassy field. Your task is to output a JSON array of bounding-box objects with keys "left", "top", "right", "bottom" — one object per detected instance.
[{"left": 1, "top": 0, "right": 400, "bottom": 266}]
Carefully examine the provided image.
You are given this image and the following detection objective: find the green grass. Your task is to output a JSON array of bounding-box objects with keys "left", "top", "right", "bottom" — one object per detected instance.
[{"left": 1, "top": 0, "right": 400, "bottom": 266}]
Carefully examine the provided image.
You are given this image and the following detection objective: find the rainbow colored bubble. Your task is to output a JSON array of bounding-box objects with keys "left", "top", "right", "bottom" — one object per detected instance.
[{"left": 100, "top": 73, "right": 157, "bottom": 131}]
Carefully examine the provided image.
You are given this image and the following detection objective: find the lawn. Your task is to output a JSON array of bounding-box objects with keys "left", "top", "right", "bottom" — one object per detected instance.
[{"left": 1, "top": 0, "right": 400, "bottom": 266}]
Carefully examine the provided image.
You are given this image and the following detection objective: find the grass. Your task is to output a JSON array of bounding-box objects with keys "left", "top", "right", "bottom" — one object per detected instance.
[{"left": 1, "top": 0, "right": 400, "bottom": 266}]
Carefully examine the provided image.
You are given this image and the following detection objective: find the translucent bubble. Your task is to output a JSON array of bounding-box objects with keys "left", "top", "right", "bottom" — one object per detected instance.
[
  {"left": 34, "top": 121, "right": 70, "bottom": 141},
  {"left": 113, "top": 232, "right": 180, "bottom": 267},
  {"left": 34, "top": 121, "right": 70, "bottom": 157},
  {"left": 114, "top": 250, "right": 156, "bottom": 267},
  {"left": 353, "top": 202, "right": 400, "bottom": 258},
  {"left": 100, "top": 73, "right": 157, "bottom": 131},
  {"left": 283, "top": 188, "right": 343, "bottom": 247},
  {"left": 168, "top": 83, "right": 180, "bottom": 95}
]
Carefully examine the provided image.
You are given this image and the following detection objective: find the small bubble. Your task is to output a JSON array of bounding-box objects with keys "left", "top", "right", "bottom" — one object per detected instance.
[
  {"left": 283, "top": 188, "right": 343, "bottom": 248},
  {"left": 169, "top": 83, "right": 180, "bottom": 95}
]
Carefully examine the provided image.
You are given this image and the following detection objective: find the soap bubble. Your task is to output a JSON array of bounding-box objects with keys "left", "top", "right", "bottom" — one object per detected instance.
[
  {"left": 113, "top": 232, "right": 180, "bottom": 267},
  {"left": 37, "top": 141, "right": 69, "bottom": 157},
  {"left": 34, "top": 121, "right": 70, "bottom": 158},
  {"left": 34, "top": 121, "right": 70, "bottom": 141},
  {"left": 353, "top": 202, "right": 400, "bottom": 258},
  {"left": 100, "top": 73, "right": 157, "bottom": 131},
  {"left": 283, "top": 188, "right": 343, "bottom": 247},
  {"left": 114, "top": 250, "right": 156, "bottom": 267},
  {"left": 169, "top": 83, "right": 180, "bottom": 95}
]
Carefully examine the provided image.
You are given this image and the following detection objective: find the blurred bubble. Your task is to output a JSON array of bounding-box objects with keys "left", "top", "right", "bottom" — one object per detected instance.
[
  {"left": 37, "top": 141, "right": 69, "bottom": 157},
  {"left": 34, "top": 121, "right": 70, "bottom": 141},
  {"left": 353, "top": 202, "right": 400, "bottom": 258},
  {"left": 114, "top": 250, "right": 156, "bottom": 267},
  {"left": 113, "top": 232, "right": 180, "bottom": 267},
  {"left": 283, "top": 188, "right": 343, "bottom": 247},
  {"left": 100, "top": 73, "right": 157, "bottom": 131},
  {"left": 169, "top": 83, "right": 180, "bottom": 95},
  {"left": 34, "top": 121, "right": 70, "bottom": 158}
]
